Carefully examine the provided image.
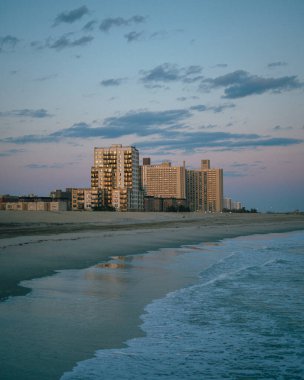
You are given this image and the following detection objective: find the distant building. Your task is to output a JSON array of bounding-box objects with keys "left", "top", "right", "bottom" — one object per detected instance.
[
  {"left": 186, "top": 170, "right": 203, "bottom": 211},
  {"left": 143, "top": 196, "right": 187, "bottom": 212},
  {"left": 4, "top": 199, "right": 67, "bottom": 211},
  {"left": 141, "top": 158, "right": 223, "bottom": 212},
  {"left": 0, "top": 195, "right": 19, "bottom": 210},
  {"left": 144, "top": 196, "right": 164, "bottom": 212},
  {"left": 71, "top": 188, "right": 95, "bottom": 211},
  {"left": 142, "top": 157, "right": 151, "bottom": 166},
  {"left": 50, "top": 189, "right": 72, "bottom": 210},
  {"left": 201, "top": 164, "right": 223, "bottom": 212},
  {"left": 223, "top": 197, "right": 242, "bottom": 211},
  {"left": 141, "top": 160, "right": 186, "bottom": 199},
  {"left": 186, "top": 160, "right": 223, "bottom": 212},
  {"left": 91, "top": 144, "right": 143, "bottom": 211},
  {"left": 231, "top": 201, "right": 242, "bottom": 210},
  {"left": 1, "top": 148, "right": 229, "bottom": 213},
  {"left": 223, "top": 197, "right": 232, "bottom": 210},
  {"left": 49, "top": 201, "right": 67, "bottom": 212},
  {"left": 5, "top": 202, "right": 27, "bottom": 211}
]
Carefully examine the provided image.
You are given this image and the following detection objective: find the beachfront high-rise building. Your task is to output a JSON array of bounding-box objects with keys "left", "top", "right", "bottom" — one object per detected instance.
[
  {"left": 91, "top": 144, "right": 143, "bottom": 211},
  {"left": 141, "top": 160, "right": 186, "bottom": 199},
  {"left": 186, "top": 160, "right": 223, "bottom": 212},
  {"left": 141, "top": 157, "right": 223, "bottom": 212},
  {"left": 201, "top": 166, "right": 223, "bottom": 212},
  {"left": 185, "top": 170, "right": 203, "bottom": 211},
  {"left": 201, "top": 159, "right": 210, "bottom": 170}
]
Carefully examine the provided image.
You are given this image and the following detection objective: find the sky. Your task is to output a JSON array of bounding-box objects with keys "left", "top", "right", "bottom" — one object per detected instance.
[{"left": 0, "top": 0, "right": 303, "bottom": 212}]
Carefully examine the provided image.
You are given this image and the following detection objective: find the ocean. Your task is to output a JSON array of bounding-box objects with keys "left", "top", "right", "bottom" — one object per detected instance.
[
  {"left": 1, "top": 230, "right": 303, "bottom": 379},
  {"left": 62, "top": 231, "right": 304, "bottom": 380}
]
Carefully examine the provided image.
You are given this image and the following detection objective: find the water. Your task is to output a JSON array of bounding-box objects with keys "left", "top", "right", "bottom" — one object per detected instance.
[
  {"left": 62, "top": 231, "right": 304, "bottom": 380},
  {"left": 1, "top": 231, "right": 303, "bottom": 379},
  {"left": 0, "top": 233, "right": 227, "bottom": 380}
]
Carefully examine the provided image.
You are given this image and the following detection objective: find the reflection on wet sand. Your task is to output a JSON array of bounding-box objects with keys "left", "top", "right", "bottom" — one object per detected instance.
[{"left": 95, "top": 262, "right": 127, "bottom": 269}]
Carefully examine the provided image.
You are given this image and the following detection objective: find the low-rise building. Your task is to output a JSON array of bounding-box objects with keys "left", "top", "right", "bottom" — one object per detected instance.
[
  {"left": 49, "top": 201, "right": 67, "bottom": 211},
  {"left": 4, "top": 200, "right": 67, "bottom": 212},
  {"left": 5, "top": 202, "right": 27, "bottom": 211},
  {"left": 50, "top": 189, "right": 72, "bottom": 210},
  {"left": 71, "top": 188, "right": 107, "bottom": 211},
  {"left": 143, "top": 196, "right": 188, "bottom": 212}
]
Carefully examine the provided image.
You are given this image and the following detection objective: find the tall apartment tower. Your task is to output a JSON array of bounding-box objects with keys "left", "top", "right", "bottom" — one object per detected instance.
[
  {"left": 201, "top": 166, "right": 223, "bottom": 212},
  {"left": 186, "top": 170, "right": 202, "bottom": 211},
  {"left": 201, "top": 159, "right": 210, "bottom": 170},
  {"left": 141, "top": 160, "right": 186, "bottom": 199},
  {"left": 186, "top": 159, "right": 223, "bottom": 212},
  {"left": 91, "top": 144, "right": 143, "bottom": 211}
]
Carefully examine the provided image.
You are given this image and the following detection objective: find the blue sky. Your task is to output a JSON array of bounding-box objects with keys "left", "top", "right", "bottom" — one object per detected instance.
[{"left": 0, "top": 0, "right": 303, "bottom": 211}]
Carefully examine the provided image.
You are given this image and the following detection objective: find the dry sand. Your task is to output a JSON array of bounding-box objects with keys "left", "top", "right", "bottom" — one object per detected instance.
[{"left": 0, "top": 211, "right": 304, "bottom": 301}]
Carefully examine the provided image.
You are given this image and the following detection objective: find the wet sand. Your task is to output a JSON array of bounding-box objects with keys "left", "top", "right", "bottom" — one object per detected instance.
[{"left": 1, "top": 211, "right": 304, "bottom": 301}]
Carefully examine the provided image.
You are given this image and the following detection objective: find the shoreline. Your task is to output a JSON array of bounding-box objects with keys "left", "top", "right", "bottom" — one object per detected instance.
[
  {"left": 1, "top": 212, "right": 304, "bottom": 302},
  {"left": 1, "top": 212, "right": 304, "bottom": 380},
  {"left": 1, "top": 210, "right": 304, "bottom": 239}
]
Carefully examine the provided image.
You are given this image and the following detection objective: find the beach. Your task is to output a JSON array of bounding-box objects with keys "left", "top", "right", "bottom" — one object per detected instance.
[
  {"left": 1, "top": 211, "right": 304, "bottom": 302},
  {"left": 0, "top": 212, "right": 304, "bottom": 380}
]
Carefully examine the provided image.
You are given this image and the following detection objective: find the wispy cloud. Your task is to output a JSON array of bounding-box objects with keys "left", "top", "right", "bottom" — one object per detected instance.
[
  {"left": 25, "top": 163, "right": 73, "bottom": 169},
  {"left": 142, "top": 63, "right": 180, "bottom": 82},
  {"left": 100, "top": 78, "right": 126, "bottom": 87},
  {"left": 150, "top": 30, "right": 169, "bottom": 40},
  {"left": 33, "top": 74, "right": 58, "bottom": 82},
  {"left": 137, "top": 133, "right": 303, "bottom": 153},
  {"left": 121, "top": 29, "right": 182, "bottom": 43},
  {"left": 231, "top": 162, "right": 261, "bottom": 168},
  {"left": 124, "top": 31, "right": 143, "bottom": 42},
  {"left": 140, "top": 63, "right": 203, "bottom": 85},
  {"left": 0, "top": 35, "right": 19, "bottom": 53},
  {"left": 229, "top": 161, "right": 266, "bottom": 172},
  {"left": 0, "top": 148, "right": 25, "bottom": 157},
  {"left": 210, "top": 104, "right": 236, "bottom": 113},
  {"left": 177, "top": 96, "right": 199, "bottom": 102},
  {"left": 1, "top": 109, "right": 190, "bottom": 143},
  {"left": 83, "top": 20, "right": 97, "bottom": 32},
  {"left": 2, "top": 107, "right": 303, "bottom": 152},
  {"left": 31, "top": 33, "right": 94, "bottom": 51},
  {"left": 48, "top": 35, "right": 93, "bottom": 50},
  {"left": 198, "top": 124, "right": 217, "bottom": 129},
  {"left": 53, "top": 5, "right": 89, "bottom": 26},
  {"left": 267, "top": 61, "right": 287, "bottom": 68},
  {"left": 213, "top": 63, "right": 228, "bottom": 68},
  {"left": 2, "top": 134, "right": 57, "bottom": 144},
  {"left": 99, "top": 15, "right": 146, "bottom": 32},
  {"left": 0, "top": 109, "right": 52, "bottom": 118},
  {"left": 190, "top": 103, "right": 235, "bottom": 113},
  {"left": 102, "top": 109, "right": 190, "bottom": 133},
  {"left": 273, "top": 125, "right": 293, "bottom": 131},
  {"left": 201, "top": 70, "right": 303, "bottom": 98}
]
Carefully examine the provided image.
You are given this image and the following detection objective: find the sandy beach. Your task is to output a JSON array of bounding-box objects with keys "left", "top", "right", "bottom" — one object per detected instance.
[
  {"left": 1, "top": 211, "right": 304, "bottom": 301},
  {"left": 1, "top": 211, "right": 304, "bottom": 380}
]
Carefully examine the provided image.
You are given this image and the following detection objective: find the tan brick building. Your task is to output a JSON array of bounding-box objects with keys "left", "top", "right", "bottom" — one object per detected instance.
[
  {"left": 186, "top": 160, "right": 223, "bottom": 212},
  {"left": 141, "top": 160, "right": 186, "bottom": 199}
]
